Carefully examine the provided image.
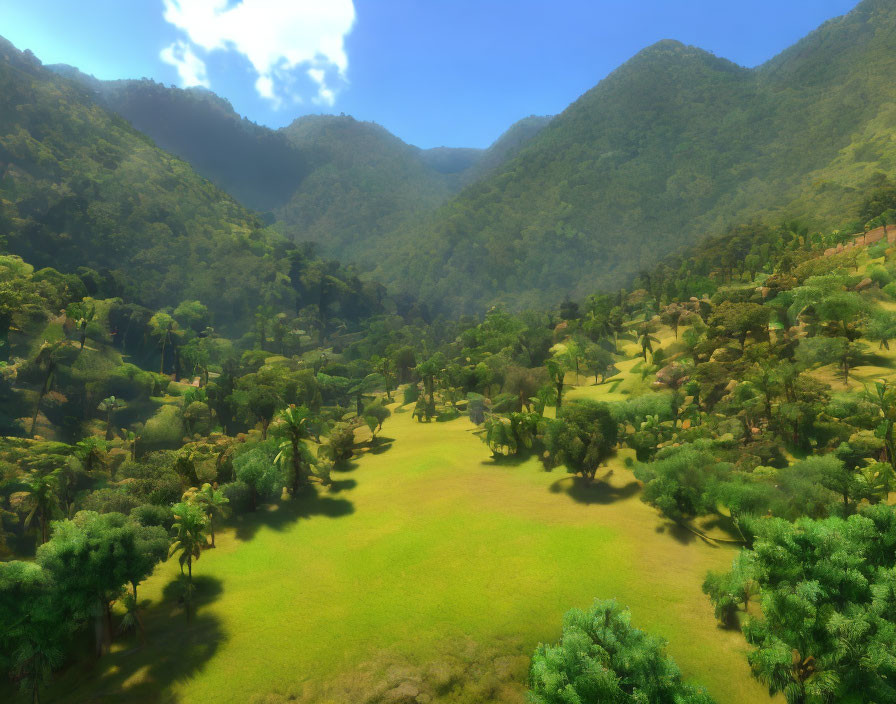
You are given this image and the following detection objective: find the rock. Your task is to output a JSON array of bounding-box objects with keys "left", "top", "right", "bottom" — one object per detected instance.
[{"left": 854, "top": 277, "right": 873, "bottom": 291}]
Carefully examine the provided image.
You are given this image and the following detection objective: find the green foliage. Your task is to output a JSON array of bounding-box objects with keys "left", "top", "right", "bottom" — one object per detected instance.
[
  {"left": 528, "top": 599, "right": 716, "bottom": 704},
  {"left": 542, "top": 400, "right": 618, "bottom": 481},
  {"left": 634, "top": 443, "right": 725, "bottom": 524},
  {"left": 233, "top": 445, "right": 283, "bottom": 510},
  {"left": 727, "top": 506, "right": 896, "bottom": 703}
]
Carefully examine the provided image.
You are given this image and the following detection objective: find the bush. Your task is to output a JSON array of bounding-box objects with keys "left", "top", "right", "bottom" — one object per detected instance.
[
  {"left": 81, "top": 487, "right": 142, "bottom": 515},
  {"left": 467, "top": 393, "right": 486, "bottom": 424},
  {"left": 141, "top": 404, "right": 185, "bottom": 451},
  {"left": 130, "top": 503, "right": 174, "bottom": 531},
  {"left": 402, "top": 384, "right": 419, "bottom": 406},
  {"left": 220, "top": 480, "right": 253, "bottom": 514}
]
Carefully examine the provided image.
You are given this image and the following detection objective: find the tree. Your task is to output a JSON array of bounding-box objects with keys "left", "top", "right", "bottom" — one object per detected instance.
[
  {"left": 149, "top": 312, "right": 178, "bottom": 376},
  {"left": 248, "top": 385, "right": 281, "bottom": 439},
  {"left": 321, "top": 422, "right": 355, "bottom": 464},
  {"left": 22, "top": 473, "right": 60, "bottom": 546},
  {"left": 168, "top": 502, "right": 207, "bottom": 617},
  {"left": 65, "top": 301, "right": 95, "bottom": 350},
  {"left": 866, "top": 379, "right": 896, "bottom": 472},
  {"left": 0, "top": 561, "right": 66, "bottom": 704},
  {"left": 186, "top": 483, "right": 230, "bottom": 548},
  {"left": 709, "top": 301, "right": 770, "bottom": 349},
  {"left": 72, "top": 437, "right": 108, "bottom": 473},
  {"left": 661, "top": 303, "right": 686, "bottom": 339},
  {"left": 638, "top": 325, "right": 661, "bottom": 361},
  {"left": 812, "top": 454, "right": 864, "bottom": 512},
  {"left": 97, "top": 396, "right": 124, "bottom": 441},
  {"left": 363, "top": 400, "right": 391, "bottom": 442},
  {"left": 482, "top": 411, "right": 539, "bottom": 458},
  {"left": 634, "top": 443, "right": 722, "bottom": 524},
  {"left": 725, "top": 507, "right": 896, "bottom": 703},
  {"left": 273, "top": 405, "right": 316, "bottom": 495},
  {"left": 542, "top": 400, "right": 618, "bottom": 481},
  {"left": 370, "top": 355, "right": 395, "bottom": 401},
  {"left": 702, "top": 551, "right": 757, "bottom": 626},
  {"left": 37, "top": 512, "right": 162, "bottom": 657},
  {"left": 233, "top": 447, "right": 283, "bottom": 511},
  {"left": 866, "top": 311, "right": 896, "bottom": 351},
  {"left": 29, "top": 341, "right": 69, "bottom": 437},
  {"left": 545, "top": 356, "right": 569, "bottom": 409},
  {"left": 528, "top": 599, "right": 716, "bottom": 704}
]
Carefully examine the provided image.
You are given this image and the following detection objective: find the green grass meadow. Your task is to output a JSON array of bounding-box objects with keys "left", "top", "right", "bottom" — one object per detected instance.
[{"left": 44, "top": 390, "right": 777, "bottom": 704}]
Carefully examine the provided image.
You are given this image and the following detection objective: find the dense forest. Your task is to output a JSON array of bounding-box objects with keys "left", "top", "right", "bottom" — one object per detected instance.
[{"left": 3, "top": 1, "right": 896, "bottom": 703}]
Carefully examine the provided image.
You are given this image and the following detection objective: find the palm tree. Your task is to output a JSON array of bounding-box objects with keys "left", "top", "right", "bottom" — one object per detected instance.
[
  {"left": 168, "top": 502, "right": 207, "bottom": 618},
  {"left": 72, "top": 437, "right": 109, "bottom": 473},
  {"left": 97, "top": 396, "right": 124, "bottom": 441},
  {"left": 149, "top": 312, "right": 178, "bottom": 375},
  {"left": 188, "top": 483, "right": 230, "bottom": 548},
  {"left": 749, "top": 647, "right": 838, "bottom": 704},
  {"left": 545, "top": 357, "right": 568, "bottom": 409},
  {"left": 29, "top": 341, "right": 66, "bottom": 437},
  {"left": 22, "top": 473, "right": 59, "bottom": 545},
  {"left": 116, "top": 592, "right": 145, "bottom": 643},
  {"left": 274, "top": 405, "right": 314, "bottom": 495},
  {"left": 638, "top": 327, "right": 660, "bottom": 361}
]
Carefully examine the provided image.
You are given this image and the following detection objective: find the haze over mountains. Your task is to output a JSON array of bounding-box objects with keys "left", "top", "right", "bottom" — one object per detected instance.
[
  {"left": 4, "top": 0, "right": 896, "bottom": 314},
  {"left": 47, "top": 64, "right": 552, "bottom": 263}
]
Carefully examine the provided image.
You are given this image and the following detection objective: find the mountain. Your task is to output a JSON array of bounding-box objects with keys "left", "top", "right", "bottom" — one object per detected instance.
[
  {"left": 465, "top": 115, "right": 553, "bottom": 181},
  {"left": 365, "top": 0, "right": 896, "bottom": 312},
  {"left": 0, "top": 38, "right": 300, "bottom": 330},
  {"left": 45, "top": 67, "right": 313, "bottom": 214},
  {"left": 44, "top": 67, "right": 551, "bottom": 264}
]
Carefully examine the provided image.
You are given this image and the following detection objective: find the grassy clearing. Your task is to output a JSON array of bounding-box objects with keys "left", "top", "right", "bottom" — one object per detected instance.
[{"left": 43, "top": 386, "right": 776, "bottom": 703}]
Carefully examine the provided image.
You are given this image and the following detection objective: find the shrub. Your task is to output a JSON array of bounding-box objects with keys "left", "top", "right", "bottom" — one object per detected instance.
[
  {"left": 130, "top": 503, "right": 174, "bottom": 531},
  {"left": 141, "top": 405, "right": 185, "bottom": 451},
  {"left": 402, "top": 384, "right": 420, "bottom": 406}
]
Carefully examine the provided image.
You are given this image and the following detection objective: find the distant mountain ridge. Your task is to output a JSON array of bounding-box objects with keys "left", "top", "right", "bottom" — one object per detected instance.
[
  {"left": 46, "top": 65, "right": 552, "bottom": 261},
  {"left": 363, "top": 0, "right": 896, "bottom": 312},
  {"left": 23, "top": 0, "right": 896, "bottom": 316}
]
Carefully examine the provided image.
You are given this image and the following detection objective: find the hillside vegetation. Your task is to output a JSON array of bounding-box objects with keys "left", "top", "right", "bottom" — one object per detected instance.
[
  {"left": 0, "top": 40, "right": 391, "bottom": 333},
  {"left": 50, "top": 67, "right": 551, "bottom": 262},
  {"left": 369, "top": 0, "right": 896, "bottom": 312}
]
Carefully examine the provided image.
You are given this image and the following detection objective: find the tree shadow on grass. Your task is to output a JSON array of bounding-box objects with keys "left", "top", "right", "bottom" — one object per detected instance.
[
  {"left": 654, "top": 521, "right": 719, "bottom": 548},
  {"left": 549, "top": 475, "right": 640, "bottom": 505},
  {"left": 233, "top": 486, "right": 355, "bottom": 542},
  {"left": 40, "top": 576, "right": 226, "bottom": 704},
  {"left": 480, "top": 447, "right": 537, "bottom": 468},
  {"left": 328, "top": 478, "right": 357, "bottom": 493}
]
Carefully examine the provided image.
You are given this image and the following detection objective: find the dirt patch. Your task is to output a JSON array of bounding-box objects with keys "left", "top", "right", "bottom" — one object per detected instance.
[{"left": 251, "top": 637, "right": 529, "bottom": 704}]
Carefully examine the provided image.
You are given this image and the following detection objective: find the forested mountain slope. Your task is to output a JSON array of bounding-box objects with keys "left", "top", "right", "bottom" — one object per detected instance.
[
  {"left": 46, "top": 66, "right": 551, "bottom": 263},
  {"left": 0, "top": 39, "right": 386, "bottom": 332},
  {"left": 368, "top": 0, "right": 896, "bottom": 313}
]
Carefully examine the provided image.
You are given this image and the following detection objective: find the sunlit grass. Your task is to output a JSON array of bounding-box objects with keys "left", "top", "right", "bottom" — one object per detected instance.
[{"left": 44, "top": 383, "right": 776, "bottom": 703}]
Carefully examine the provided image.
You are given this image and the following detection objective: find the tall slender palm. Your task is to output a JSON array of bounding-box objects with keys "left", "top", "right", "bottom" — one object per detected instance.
[
  {"left": 29, "top": 341, "right": 65, "bottom": 437},
  {"left": 169, "top": 502, "right": 207, "bottom": 618},
  {"left": 169, "top": 502, "right": 207, "bottom": 576},
  {"left": 22, "top": 473, "right": 59, "bottom": 545},
  {"left": 97, "top": 396, "right": 123, "bottom": 441},
  {"left": 638, "top": 327, "right": 660, "bottom": 361},
  {"left": 72, "top": 437, "right": 108, "bottom": 473},
  {"left": 274, "top": 405, "right": 314, "bottom": 495},
  {"left": 149, "top": 312, "right": 177, "bottom": 375},
  {"left": 189, "top": 483, "right": 230, "bottom": 548}
]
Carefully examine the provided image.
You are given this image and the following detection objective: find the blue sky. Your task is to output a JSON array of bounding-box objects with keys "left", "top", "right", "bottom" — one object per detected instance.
[{"left": 3, "top": 0, "right": 860, "bottom": 149}]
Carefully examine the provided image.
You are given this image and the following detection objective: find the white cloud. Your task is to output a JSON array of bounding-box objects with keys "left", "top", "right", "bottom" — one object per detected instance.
[
  {"left": 160, "top": 0, "right": 356, "bottom": 106},
  {"left": 159, "top": 40, "right": 209, "bottom": 88}
]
